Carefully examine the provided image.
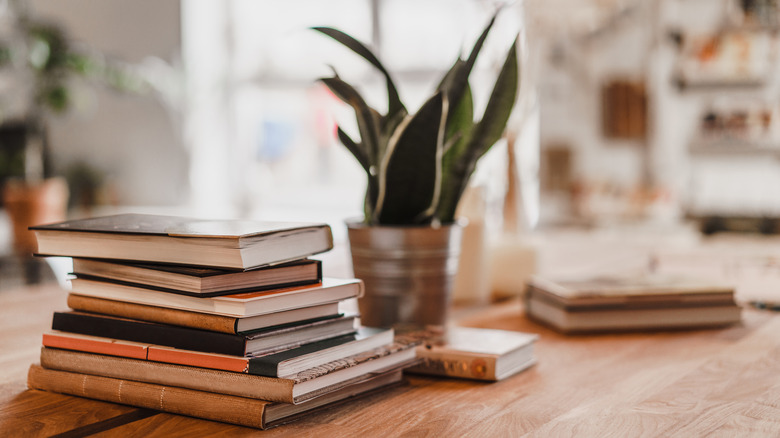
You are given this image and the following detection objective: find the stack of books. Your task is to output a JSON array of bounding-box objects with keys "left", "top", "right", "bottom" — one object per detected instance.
[
  {"left": 525, "top": 274, "right": 742, "bottom": 334},
  {"left": 26, "top": 214, "right": 419, "bottom": 429}
]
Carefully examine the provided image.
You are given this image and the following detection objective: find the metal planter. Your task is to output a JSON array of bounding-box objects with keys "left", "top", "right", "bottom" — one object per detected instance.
[{"left": 347, "top": 221, "right": 464, "bottom": 328}]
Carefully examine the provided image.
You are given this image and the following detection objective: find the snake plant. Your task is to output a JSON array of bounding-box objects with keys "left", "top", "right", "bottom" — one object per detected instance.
[{"left": 314, "top": 14, "right": 518, "bottom": 225}]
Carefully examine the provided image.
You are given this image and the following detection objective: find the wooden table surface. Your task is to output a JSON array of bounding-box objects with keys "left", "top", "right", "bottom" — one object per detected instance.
[
  {"left": 3, "top": 229, "right": 780, "bottom": 436},
  {"left": 2, "top": 284, "right": 780, "bottom": 437}
]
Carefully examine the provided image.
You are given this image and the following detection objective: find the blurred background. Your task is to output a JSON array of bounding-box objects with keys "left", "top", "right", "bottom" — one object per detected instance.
[{"left": 2, "top": 0, "right": 780, "bottom": 294}]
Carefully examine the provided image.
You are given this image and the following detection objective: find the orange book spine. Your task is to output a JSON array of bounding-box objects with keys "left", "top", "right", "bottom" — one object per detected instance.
[
  {"left": 42, "top": 332, "right": 149, "bottom": 360},
  {"left": 67, "top": 294, "right": 237, "bottom": 334}
]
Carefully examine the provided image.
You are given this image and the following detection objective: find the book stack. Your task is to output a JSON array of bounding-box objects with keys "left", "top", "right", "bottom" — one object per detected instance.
[
  {"left": 26, "top": 214, "right": 419, "bottom": 429},
  {"left": 525, "top": 274, "right": 742, "bottom": 334}
]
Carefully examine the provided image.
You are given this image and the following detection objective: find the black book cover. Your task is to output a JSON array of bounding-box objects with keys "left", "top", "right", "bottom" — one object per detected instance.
[
  {"left": 51, "top": 311, "right": 355, "bottom": 357},
  {"left": 52, "top": 312, "right": 248, "bottom": 356},
  {"left": 71, "top": 273, "right": 322, "bottom": 298}
]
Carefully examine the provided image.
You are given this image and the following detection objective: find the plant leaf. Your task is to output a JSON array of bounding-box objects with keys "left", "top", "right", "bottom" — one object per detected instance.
[
  {"left": 312, "top": 27, "right": 405, "bottom": 118},
  {"left": 437, "top": 37, "right": 519, "bottom": 223},
  {"left": 319, "top": 76, "right": 380, "bottom": 168},
  {"left": 337, "top": 126, "right": 369, "bottom": 172},
  {"left": 437, "top": 14, "right": 496, "bottom": 116},
  {"left": 375, "top": 92, "right": 445, "bottom": 225}
]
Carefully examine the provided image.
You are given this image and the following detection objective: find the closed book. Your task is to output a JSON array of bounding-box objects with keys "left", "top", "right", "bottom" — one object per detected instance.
[
  {"left": 32, "top": 213, "right": 333, "bottom": 269},
  {"left": 525, "top": 274, "right": 742, "bottom": 333},
  {"left": 407, "top": 327, "right": 538, "bottom": 381},
  {"left": 68, "top": 277, "right": 363, "bottom": 318},
  {"left": 51, "top": 311, "right": 358, "bottom": 356},
  {"left": 72, "top": 258, "right": 322, "bottom": 297},
  {"left": 39, "top": 339, "right": 419, "bottom": 404},
  {"left": 525, "top": 296, "right": 743, "bottom": 333},
  {"left": 527, "top": 275, "right": 737, "bottom": 310},
  {"left": 43, "top": 327, "right": 395, "bottom": 377},
  {"left": 66, "top": 294, "right": 341, "bottom": 334},
  {"left": 27, "top": 364, "right": 403, "bottom": 430}
]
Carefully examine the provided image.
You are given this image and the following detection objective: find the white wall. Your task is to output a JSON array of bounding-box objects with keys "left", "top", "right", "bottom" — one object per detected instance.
[{"left": 28, "top": 0, "right": 188, "bottom": 207}]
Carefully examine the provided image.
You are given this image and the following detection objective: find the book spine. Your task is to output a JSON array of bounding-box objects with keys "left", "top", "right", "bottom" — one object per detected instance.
[
  {"left": 40, "top": 347, "right": 295, "bottom": 403},
  {"left": 52, "top": 312, "right": 248, "bottom": 356},
  {"left": 407, "top": 350, "right": 498, "bottom": 381},
  {"left": 27, "top": 364, "right": 269, "bottom": 429},
  {"left": 42, "top": 332, "right": 150, "bottom": 359},
  {"left": 67, "top": 294, "right": 238, "bottom": 334}
]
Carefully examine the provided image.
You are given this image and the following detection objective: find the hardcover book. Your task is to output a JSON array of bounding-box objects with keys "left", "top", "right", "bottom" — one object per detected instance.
[
  {"left": 51, "top": 311, "right": 358, "bottom": 356},
  {"left": 67, "top": 277, "right": 363, "bottom": 318},
  {"left": 525, "top": 274, "right": 742, "bottom": 333},
  {"left": 39, "top": 336, "right": 419, "bottom": 404},
  {"left": 406, "top": 327, "right": 538, "bottom": 381},
  {"left": 71, "top": 258, "right": 322, "bottom": 296},
  {"left": 66, "top": 294, "right": 341, "bottom": 334},
  {"left": 27, "top": 364, "right": 403, "bottom": 430},
  {"left": 42, "top": 327, "right": 395, "bottom": 377},
  {"left": 31, "top": 213, "right": 334, "bottom": 269}
]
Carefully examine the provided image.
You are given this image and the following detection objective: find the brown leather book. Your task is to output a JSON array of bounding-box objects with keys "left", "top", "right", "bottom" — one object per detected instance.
[
  {"left": 27, "top": 364, "right": 402, "bottom": 429},
  {"left": 39, "top": 343, "right": 418, "bottom": 404},
  {"left": 67, "top": 294, "right": 341, "bottom": 334}
]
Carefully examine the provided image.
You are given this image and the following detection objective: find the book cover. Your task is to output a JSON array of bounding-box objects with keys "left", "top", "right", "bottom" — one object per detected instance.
[
  {"left": 406, "top": 327, "right": 538, "bottom": 381},
  {"left": 42, "top": 327, "right": 395, "bottom": 377},
  {"left": 66, "top": 294, "right": 341, "bottom": 334},
  {"left": 71, "top": 258, "right": 323, "bottom": 296},
  {"left": 528, "top": 274, "right": 736, "bottom": 310},
  {"left": 67, "top": 277, "right": 363, "bottom": 317},
  {"left": 32, "top": 213, "right": 334, "bottom": 269},
  {"left": 51, "top": 311, "right": 358, "bottom": 356},
  {"left": 39, "top": 336, "right": 420, "bottom": 404},
  {"left": 525, "top": 295, "right": 743, "bottom": 334},
  {"left": 27, "top": 364, "right": 403, "bottom": 429}
]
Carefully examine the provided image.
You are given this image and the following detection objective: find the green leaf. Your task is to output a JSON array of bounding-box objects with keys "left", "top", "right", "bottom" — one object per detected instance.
[
  {"left": 437, "top": 14, "right": 496, "bottom": 116},
  {"left": 319, "top": 76, "right": 381, "bottom": 168},
  {"left": 437, "top": 38, "right": 519, "bottom": 223},
  {"left": 472, "top": 38, "right": 519, "bottom": 159},
  {"left": 312, "top": 27, "right": 405, "bottom": 119},
  {"left": 337, "top": 126, "right": 379, "bottom": 216},
  {"left": 337, "top": 126, "right": 369, "bottom": 172},
  {"left": 375, "top": 92, "right": 445, "bottom": 225}
]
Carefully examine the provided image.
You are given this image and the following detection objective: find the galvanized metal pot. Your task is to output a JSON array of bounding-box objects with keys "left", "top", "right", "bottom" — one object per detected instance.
[{"left": 346, "top": 221, "right": 464, "bottom": 328}]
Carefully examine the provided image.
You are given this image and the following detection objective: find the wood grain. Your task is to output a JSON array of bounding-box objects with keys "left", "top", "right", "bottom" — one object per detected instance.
[{"left": 4, "top": 232, "right": 780, "bottom": 436}]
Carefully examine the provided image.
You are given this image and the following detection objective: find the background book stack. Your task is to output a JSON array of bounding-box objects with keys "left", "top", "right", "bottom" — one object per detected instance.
[
  {"left": 27, "top": 214, "right": 419, "bottom": 429},
  {"left": 525, "top": 274, "right": 742, "bottom": 334}
]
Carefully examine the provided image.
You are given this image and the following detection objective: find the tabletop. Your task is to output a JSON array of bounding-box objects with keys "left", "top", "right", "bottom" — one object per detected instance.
[
  {"left": 3, "top": 228, "right": 780, "bottom": 436},
  {"left": 2, "top": 283, "right": 780, "bottom": 437}
]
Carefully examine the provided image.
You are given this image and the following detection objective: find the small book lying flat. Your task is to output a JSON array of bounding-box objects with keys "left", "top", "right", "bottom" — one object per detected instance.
[
  {"left": 525, "top": 274, "right": 742, "bottom": 333},
  {"left": 66, "top": 294, "right": 342, "bottom": 334},
  {"left": 67, "top": 277, "right": 363, "bottom": 318},
  {"left": 32, "top": 213, "right": 334, "bottom": 269},
  {"left": 51, "top": 311, "right": 358, "bottom": 356},
  {"left": 27, "top": 364, "right": 403, "bottom": 430},
  {"left": 43, "top": 327, "right": 394, "bottom": 378},
  {"left": 406, "top": 327, "right": 538, "bottom": 381},
  {"left": 71, "top": 258, "right": 322, "bottom": 296}
]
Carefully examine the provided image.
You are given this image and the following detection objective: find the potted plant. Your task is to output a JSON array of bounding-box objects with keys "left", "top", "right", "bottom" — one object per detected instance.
[{"left": 314, "top": 13, "right": 519, "bottom": 327}]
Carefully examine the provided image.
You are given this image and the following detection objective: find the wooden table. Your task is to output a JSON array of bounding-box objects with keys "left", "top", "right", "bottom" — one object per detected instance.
[{"left": 2, "top": 282, "right": 780, "bottom": 436}]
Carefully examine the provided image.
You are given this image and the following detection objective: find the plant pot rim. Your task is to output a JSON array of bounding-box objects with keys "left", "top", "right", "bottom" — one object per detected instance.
[{"left": 345, "top": 217, "right": 468, "bottom": 230}]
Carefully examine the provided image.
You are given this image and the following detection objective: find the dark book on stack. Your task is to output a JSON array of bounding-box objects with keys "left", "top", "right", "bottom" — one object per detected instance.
[
  {"left": 525, "top": 274, "right": 742, "bottom": 333},
  {"left": 71, "top": 257, "right": 323, "bottom": 296},
  {"left": 28, "top": 213, "right": 415, "bottom": 429}
]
